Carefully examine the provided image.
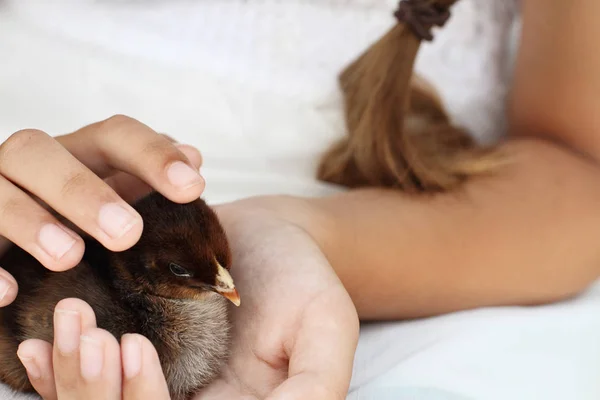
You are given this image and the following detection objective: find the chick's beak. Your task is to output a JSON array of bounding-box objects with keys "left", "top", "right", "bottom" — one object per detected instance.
[
  {"left": 214, "top": 262, "right": 241, "bottom": 307},
  {"left": 218, "top": 287, "right": 241, "bottom": 307}
]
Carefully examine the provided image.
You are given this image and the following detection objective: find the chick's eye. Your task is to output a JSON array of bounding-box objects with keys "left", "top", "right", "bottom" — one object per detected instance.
[{"left": 169, "top": 263, "right": 192, "bottom": 278}]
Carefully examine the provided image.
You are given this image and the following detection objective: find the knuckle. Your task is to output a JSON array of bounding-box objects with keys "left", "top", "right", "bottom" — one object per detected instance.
[
  {"left": 0, "top": 129, "right": 49, "bottom": 163},
  {"left": 99, "top": 114, "right": 143, "bottom": 138},
  {"left": 140, "top": 138, "right": 180, "bottom": 166},
  {"left": 103, "top": 114, "right": 137, "bottom": 129},
  {"left": 0, "top": 196, "right": 26, "bottom": 222},
  {"left": 54, "top": 369, "right": 78, "bottom": 391},
  {"left": 0, "top": 189, "right": 58, "bottom": 232},
  {"left": 60, "top": 170, "right": 93, "bottom": 198}
]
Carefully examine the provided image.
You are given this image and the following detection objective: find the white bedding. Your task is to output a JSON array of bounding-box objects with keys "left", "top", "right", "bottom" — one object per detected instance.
[{"left": 0, "top": 1, "right": 599, "bottom": 399}]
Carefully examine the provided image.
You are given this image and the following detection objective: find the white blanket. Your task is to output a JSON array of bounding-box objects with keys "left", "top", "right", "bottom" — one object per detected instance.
[{"left": 0, "top": 1, "right": 599, "bottom": 399}]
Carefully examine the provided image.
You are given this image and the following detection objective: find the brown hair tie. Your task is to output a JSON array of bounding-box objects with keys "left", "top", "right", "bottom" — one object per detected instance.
[{"left": 394, "top": 0, "right": 452, "bottom": 41}]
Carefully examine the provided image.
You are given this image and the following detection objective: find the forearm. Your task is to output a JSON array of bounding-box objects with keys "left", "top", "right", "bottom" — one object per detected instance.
[
  {"left": 272, "top": 139, "right": 600, "bottom": 320},
  {"left": 509, "top": 0, "right": 600, "bottom": 159}
]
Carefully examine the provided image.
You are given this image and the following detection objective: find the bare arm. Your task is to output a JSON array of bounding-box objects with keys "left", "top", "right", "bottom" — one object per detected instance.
[
  {"left": 509, "top": 0, "right": 600, "bottom": 160},
  {"left": 306, "top": 139, "right": 600, "bottom": 319},
  {"left": 241, "top": 0, "right": 600, "bottom": 320},
  {"left": 249, "top": 139, "right": 598, "bottom": 320}
]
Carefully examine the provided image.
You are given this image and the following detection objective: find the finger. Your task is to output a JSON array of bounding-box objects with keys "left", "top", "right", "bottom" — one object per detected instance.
[
  {"left": 176, "top": 143, "right": 203, "bottom": 170},
  {"left": 158, "top": 133, "right": 177, "bottom": 144},
  {"left": 52, "top": 298, "right": 98, "bottom": 400},
  {"left": 58, "top": 115, "right": 205, "bottom": 204},
  {"left": 17, "top": 141, "right": 203, "bottom": 246},
  {"left": 78, "top": 328, "right": 121, "bottom": 399},
  {"left": 154, "top": 134, "right": 205, "bottom": 167},
  {"left": 17, "top": 339, "right": 57, "bottom": 400},
  {"left": 105, "top": 144, "right": 203, "bottom": 204},
  {"left": 0, "top": 267, "right": 18, "bottom": 306},
  {"left": 121, "top": 334, "right": 171, "bottom": 400},
  {"left": 0, "top": 129, "right": 143, "bottom": 253},
  {"left": 0, "top": 173, "right": 85, "bottom": 273},
  {"left": 267, "top": 288, "right": 359, "bottom": 400}
]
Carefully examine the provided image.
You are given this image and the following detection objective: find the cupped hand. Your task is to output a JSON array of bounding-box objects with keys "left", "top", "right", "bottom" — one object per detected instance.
[
  {"left": 0, "top": 115, "right": 204, "bottom": 306},
  {"left": 198, "top": 199, "right": 360, "bottom": 400},
  {"left": 17, "top": 298, "right": 171, "bottom": 400}
]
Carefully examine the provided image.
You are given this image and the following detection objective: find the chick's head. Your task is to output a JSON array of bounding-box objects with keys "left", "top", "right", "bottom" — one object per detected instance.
[{"left": 114, "top": 192, "right": 240, "bottom": 306}]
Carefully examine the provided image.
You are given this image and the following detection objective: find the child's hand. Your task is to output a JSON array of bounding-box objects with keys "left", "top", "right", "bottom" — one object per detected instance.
[
  {"left": 17, "top": 298, "right": 172, "bottom": 400},
  {"left": 0, "top": 115, "right": 203, "bottom": 306},
  {"left": 197, "top": 199, "right": 360, "bottom": 400}
]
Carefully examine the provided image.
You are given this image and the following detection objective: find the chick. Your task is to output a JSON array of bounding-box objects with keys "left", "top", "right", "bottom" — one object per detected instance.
[{"left": 0, "top": 192, "right": 240, "bottom": 400}]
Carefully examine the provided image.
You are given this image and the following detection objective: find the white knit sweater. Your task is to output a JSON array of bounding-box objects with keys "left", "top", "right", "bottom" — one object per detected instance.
[{"left": 0, "top": 0, "right": 521, "bottom": 203}]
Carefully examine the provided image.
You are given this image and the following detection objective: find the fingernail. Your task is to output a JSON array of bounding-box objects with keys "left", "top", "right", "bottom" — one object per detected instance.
[
  {"left": 167, "top": 161, "right": 202, "bottom": 189},
  {"left": 122, "top": 334, "right": 142, "bottom": 379},
  {"left": 55, "top": 309, "right": 80, "bottom": 354},
  {"left": 38, "top": 224, "right": 77, "bottom": 260},
  {"left": 17, "top": 355, "right": 41, "bottom": 380},
  {"left": 80, "top": 335, "right": 103, "bottom": 381},
  {"left": 0, "top": 277, "right": 11, "bottom": 303},
  {"left": 98, "top": 203, "right": 139, "bottom": 239}
]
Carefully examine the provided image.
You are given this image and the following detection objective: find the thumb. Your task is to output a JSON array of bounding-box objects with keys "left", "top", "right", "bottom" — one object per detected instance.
[{"left": 267, "top": 286, "right": 359, "bottom": 400}]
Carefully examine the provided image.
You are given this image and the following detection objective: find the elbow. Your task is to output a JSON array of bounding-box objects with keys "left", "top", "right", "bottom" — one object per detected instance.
[
  {"left": 525, "top": 278, "right": 596, "bottom": 307},
  {"left": 509, "top": 91, "right": 600, "bottom": 165}
]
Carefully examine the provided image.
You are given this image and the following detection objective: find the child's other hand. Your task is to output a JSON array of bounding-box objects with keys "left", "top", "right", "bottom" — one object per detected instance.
[
  {"left": 17, "top": 298, "right": 172, "bottom": 400},
  {"left": 0, "top": 115, "right": 203, "bottom": 306}
]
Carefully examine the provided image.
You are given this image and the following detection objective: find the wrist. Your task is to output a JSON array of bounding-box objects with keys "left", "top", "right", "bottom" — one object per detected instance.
[{"left": 214, "top": 194, "right": 336, "bottom": 252}]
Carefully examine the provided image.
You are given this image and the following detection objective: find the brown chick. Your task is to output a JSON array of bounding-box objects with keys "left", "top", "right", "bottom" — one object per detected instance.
[{"left": 0, "top": 191, "right": 240, "bottom": 400}]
